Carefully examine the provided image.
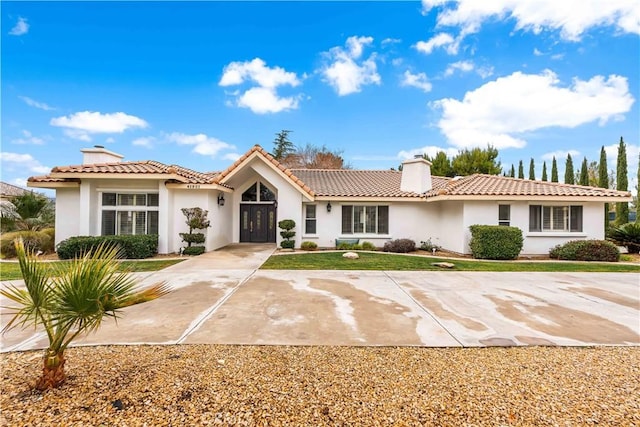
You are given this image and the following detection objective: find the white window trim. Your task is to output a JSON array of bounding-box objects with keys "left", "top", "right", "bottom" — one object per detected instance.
[
  {"left": 304, "top": 204, "right": 318, "bottom": 236},
  {"left": 99, "top": 191, "right": 159, "bottom": 236},
  {"left": 529, "top": 204, "right": 583, "bottom": 233},
  {"left": 341, "top": 204, "right": 389, "bottom": 235}
]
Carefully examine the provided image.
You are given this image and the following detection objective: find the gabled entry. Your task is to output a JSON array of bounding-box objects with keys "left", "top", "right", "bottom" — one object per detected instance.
[{"left": 239, "top": 181, "right": 277, "bottom": 243}]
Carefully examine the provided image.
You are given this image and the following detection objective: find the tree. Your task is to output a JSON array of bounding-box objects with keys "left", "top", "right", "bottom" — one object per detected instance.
[
  {"left": 541, "top": 161, "right": 548, "bottom": 181},
  {"left": 282, "top": 143, "right": 351, "bottom": 169},
  {"left": 517, "top": 160, "right": 524, "bottom": 179},
  {"left": 426, "top": 151, "right": 453, "bottom": 177},
  {"left": 616, "top": 136, "right": 629, "bottom": 224},
  {"left": 579, "top": 157, "right": 589, "bottom": 185},
  {"left": 1, "top": 192, "right": 54, "bottom": 232},
  {"left": 551, "top": 157, "right": 559, "bottom": 182},
  {"left": 450, "top": 145, "right": 502, "bottom": 176},
  {"left": 271, "top": 130, "right": 295, "bottom": 161},
  {"left": 509, "top": 164, "right": 515, "bottom": 178},
  {"left": 598, "top": 146, "right": 610, "bottom": 229},
  {"left": 0, "top": 239, "right": 168, "bottom": 389},
  {"left": 180, "top": 207, "right": 211, "bottom": 255},
  {"left": 564, "top": 154, "right": 575, "bottom": 184},
  {"left": 637, "top": 153, "right": 639, "bottom": 224},
  {"left": 528, "top": 158, "right": 535, "bottom": 180}
]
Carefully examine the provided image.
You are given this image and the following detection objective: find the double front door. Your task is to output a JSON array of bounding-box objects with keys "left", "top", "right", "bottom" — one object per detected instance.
[{"left": 240, "top": 204, "right": 276, "bottom": 243}]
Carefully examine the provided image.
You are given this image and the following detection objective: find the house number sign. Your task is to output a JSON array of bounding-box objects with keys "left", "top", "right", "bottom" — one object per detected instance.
[{"left": 186, "top": 184, "right": 201, "bottom": 189}]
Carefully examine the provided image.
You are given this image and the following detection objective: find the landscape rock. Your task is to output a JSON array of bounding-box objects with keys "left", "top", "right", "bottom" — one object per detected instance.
[
  {"left": 342, "top": 252, "right": 359, "bottom": 259},
  {"left": 432, "top": 262, "right": 455, "bottom": 268}
]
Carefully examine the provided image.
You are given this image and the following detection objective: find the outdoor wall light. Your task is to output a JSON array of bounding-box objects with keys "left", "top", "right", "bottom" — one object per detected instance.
[
  {"left": 273, "top": 200, "right": 278, "bottom": 209},
  {"left": 326, "top": 202, "right": 332, "bottom": 213},
  {"left": 217, "top": 194, "right": 225, "bottom": 207}
]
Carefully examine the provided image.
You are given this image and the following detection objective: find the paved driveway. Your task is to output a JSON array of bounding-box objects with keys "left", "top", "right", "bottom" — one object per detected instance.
[{"left": 1, "top": 245, "right": 639, "bottom": 351}]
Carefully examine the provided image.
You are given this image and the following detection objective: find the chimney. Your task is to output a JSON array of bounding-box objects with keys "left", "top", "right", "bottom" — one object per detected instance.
[
  {"left": 81, "top": 145, "right": 124, "bottom": 164},
  {"left": 400, "top": 155, "right": 432, "bottom": 193}
]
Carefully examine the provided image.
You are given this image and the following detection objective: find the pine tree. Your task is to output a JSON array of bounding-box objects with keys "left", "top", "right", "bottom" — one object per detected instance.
[
  {"left": 541, "top": 161, "right": 548, "bottom": 181},
  {"left": 579, "top": 157, "right": 589, "bottom": 185},
  {"left": 551, "top": 157, "right": 558, "bottom": 182},
  {"left": 271, "top": 130, "right": 295, "bottom": 160},
  {"left": 564, "top": 154, "right": 575, "bottom": 184},
  {"left": 528, "top": 158, "right": 535, "bottom": 180},
  {"left": 616, "top": 136, "right": 629, "bottom": 224},
  {"left": 509, "top": 164, "right": 515, "bottom": 177},
  {"left": 598, "top": 146, "right": 609, "bottom": 229},
  {"left": 636, "top": 153, "right": 639, "bottom": 224},
  {"left": 518, "top": 160, "right": 524, "bottom": 179}
]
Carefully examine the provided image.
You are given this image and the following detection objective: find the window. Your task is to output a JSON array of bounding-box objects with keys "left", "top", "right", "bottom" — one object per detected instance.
[
  {"left": 101, "top": 192, "right": 159, "bottom": 236},
  {"left": 498, "top": 205, "right": 510, "bottom": 226},
  {"left": 529, "top": 205, "right": 582, "bottom": 232},
  {"left": 242, "top": 181, "right": 276, "bottom": 202},
  {"left": 341, "top": 205, "right": 389, "bottom": 234},
  {"left": 305, "top": 205, "right": 317, "bottom": 234}
]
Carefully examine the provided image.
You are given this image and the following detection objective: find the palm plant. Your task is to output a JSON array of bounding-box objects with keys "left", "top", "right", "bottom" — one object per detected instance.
[
  {"left": 1, "top": 239, "right": 169, "bottom": 390},
  {"left": 607, "top": 222, "right": 640, "bottom": 254}
]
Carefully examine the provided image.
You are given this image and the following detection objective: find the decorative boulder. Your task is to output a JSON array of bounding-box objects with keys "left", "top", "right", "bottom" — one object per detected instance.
[
  {"left": 431, "top": 262, "right": 455, "bottom": 269},
  {"left": 342, "top": 252, "right": 359, "bottom": 259}
]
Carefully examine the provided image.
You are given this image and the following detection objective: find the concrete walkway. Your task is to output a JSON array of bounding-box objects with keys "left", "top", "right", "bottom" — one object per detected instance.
[{"left": 1, "top": 245, "right": 639, "bottom": 351}]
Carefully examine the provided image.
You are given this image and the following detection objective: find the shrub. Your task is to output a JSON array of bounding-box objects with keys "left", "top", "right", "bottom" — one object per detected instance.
[
  {"left": 300, "top": 241, "right": 318, "bottom": 251},
  {"left": 278, "top": 219, "right": 296, "bottom": 249},
  {"left": 549, "top": 240, "right": 619, "bottom": 262},
  {"left": 337, "top": 243, "right": 362, "bottom": 250},
  {"left": 1, "top": 230, "right": 53, "bottom": 258},
  {"left": 278, "top": 219, "right": 296, "bottom": 231},
  {"left": 420, "top": 238, "right": 441, "bottom": 252},
  {"left": 361, "top": 241, "right": 377, "bottom": 251},
  {"left": 182, "top": 246, "right": 205, "bottom": 256},
  {"left": 179, "top": 233, "right": 205, "bottom": 244},
  {"left": 469, "top": 225, "right": 523, "bottom": 260},
  {"left": 40, "top": 228, "right": 56, "bottom": 253},
  {"left": 383, "top": 238, "right": 416, "bottom": 253},
  {"left": 607, "top": 222, "right": 640, "bottom": 254},
  {"left": 56, "top": 235, "right": 158, "bottom": 259},
  {"left": 280, "top": 240, "right": 295, "bottom": 249}
]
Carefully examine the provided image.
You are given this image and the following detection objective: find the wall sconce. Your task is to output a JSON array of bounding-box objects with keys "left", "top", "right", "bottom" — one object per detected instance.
[
  {"left": 273, "top": 200, "right": 278, "bottom": 209},
  {"left": 217, "top": 194, "right": 225, "bottom": 207},
  {"left": 326, "top": 202, "right": 332, "bottom": 213}
]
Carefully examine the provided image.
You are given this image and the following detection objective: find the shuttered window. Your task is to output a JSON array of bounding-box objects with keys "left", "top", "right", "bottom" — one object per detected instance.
[
  {"left": 341, "top": 205, "right": 389, "bottom": 235},
  {"left": 101, "top": 192, "right": 159, "bottom": 236},
  {"left": 529, "top": 205, "right": 583, "bottom": 232}
]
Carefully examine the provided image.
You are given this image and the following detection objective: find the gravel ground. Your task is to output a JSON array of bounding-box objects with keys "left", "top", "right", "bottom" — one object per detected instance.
[{"left": 1, "top": 345, "right": 638, "bottom": 426}]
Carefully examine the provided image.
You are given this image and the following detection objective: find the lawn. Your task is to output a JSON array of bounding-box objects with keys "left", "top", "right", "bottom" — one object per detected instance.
[
  {"left": 0, "top": 259, "right": 185, "bottom": 281},
  {"left": 261, "top": 251, "right": 640, "bottom": 272}
]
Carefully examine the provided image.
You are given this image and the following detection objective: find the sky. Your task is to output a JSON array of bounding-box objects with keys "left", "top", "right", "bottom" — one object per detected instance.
[{"left": 2, "top": 1, "right": 639, "bottom": 197}]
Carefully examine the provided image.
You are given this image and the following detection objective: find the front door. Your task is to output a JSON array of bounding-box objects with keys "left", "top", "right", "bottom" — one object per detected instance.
[{"left": 240, "top": 204, "right": 276, "bottom": 242}]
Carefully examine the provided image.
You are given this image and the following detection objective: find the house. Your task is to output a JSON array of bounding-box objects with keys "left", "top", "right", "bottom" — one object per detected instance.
[
  {"left": 1, "top": 181, "right": 30, "bottom": 202},
  {"left": 27, "top": 145, "right": 632, "bottom": 255}
]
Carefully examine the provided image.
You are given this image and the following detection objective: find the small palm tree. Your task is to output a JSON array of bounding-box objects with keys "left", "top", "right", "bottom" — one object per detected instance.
[{"left": 1, "top": 239, "right": 169, "bottom": 390}]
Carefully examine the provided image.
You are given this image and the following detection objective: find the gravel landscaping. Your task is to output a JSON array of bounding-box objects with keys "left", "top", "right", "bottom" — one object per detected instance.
[{"left": 1, "top": 345, "right": 638, "bottom": 426}]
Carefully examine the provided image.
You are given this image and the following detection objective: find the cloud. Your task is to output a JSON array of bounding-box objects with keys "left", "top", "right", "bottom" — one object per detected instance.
[
  {"left": 219, "top": 58, "right": 302, "bottom": 114},
  {"left": 398, "top": 146, "right": 459, "bottom": 160},
  {"left": 432, "top": 70, "right": 635, "bottom": 149},
  {"left": 50, "top": 111, "right": 148, "bottom": 141},
  {"left": 604, "top": 142, "right": 640, "bottom": 179},
  {"left": 320, "top": 36, "right": 381, "bottom": 96},
  {"left": 421, "top": 0, "right": 640, "bottom": 44},
  {"left": 381, "top": 38, "right": 402, "bottom": 45},
  {"left": 414, "top": 32, "right": 459, "bottom": 55},
  {"left": 105, "top": 137, "right": 115, "bottom": 143},
  {"left": 541, "top": 150, "right": 581, "bottom": 161},
  {"left": 11, "top": 130, "right": 45, "bottom": 145},
  {"left": 9, "top": 17, "right": 29, "bottom": 36},
  {"left": 165, "top": 132, "right": 235, "bottom": 158},
  {"left": 533, "top": 48, "right": 544, "bottom": 56},
  {"left": 400, "top": 70, "right": 432, "bottom": 93},
  {"left": 0, "top": 152, "right": 50, "bottom": 174},
  {"left": 223, "top": 152, "right": 242, "bottom": 162},
  {"left": 19, "top": 96, "right": 55, "bottom": 111},
  {"left": 443, "top": 60, "right": 494, "bottom": 78},
  {"left": 132, "top": 136, "right": 156, "bottom": 148}
]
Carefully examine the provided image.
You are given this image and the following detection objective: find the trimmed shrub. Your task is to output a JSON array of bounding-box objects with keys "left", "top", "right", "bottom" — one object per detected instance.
[
  {"left": 549, "top": 240, "right": 619, "bottom": 262},
  {"left": 607, "top": 222, "right": 640, "bottom": 254},
  {"left": 280, "top": 240, "right": 295, "bottom": 249},
  {"left": 361, "top": 241, "right": 377, "bottom": 251},
  {"left": 278, "top": 219, "right": 296, "bottom": 231},
  {"left": 182, "top": 246, "right": 205, "bottom": 256},
  {"left": 278, "top": 219, "right": 296, "bottom": 249},
  {"left": 337, "top": 242, "right": 362, "bottom": 250},
  {"left": 1, "top": 230, "right": 53, "bottom": 258},
  {"left": 300, "top": 241, "right": 318, "bottom": 251},
  {"left": 179, "top": 233, "right": 205, "bottom": 244},
  {"left": 56, "top": 235, "right": 158, "bottom": 259},
  {"left": 382, "top": 238, "right": 416, "bottom": 253},
  {"left": 280, "top": 231, "right": 296, "bottom": 240},
  {"left": 469, "top": 225, "right": 523, "bottom": 260}
]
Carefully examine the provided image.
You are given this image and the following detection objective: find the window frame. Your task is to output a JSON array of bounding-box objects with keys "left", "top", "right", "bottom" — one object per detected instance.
[
  {"left": 498, "top": 204, "right": 511, "bottom": 226},
  {"left": 529, "top": 205, "right": 583, "bottom": 233},
  {"left": 341, "top": 205, "right": 389, "bottom": 235},
  {"left": 304, "top": 204, "right": 317, "bottom": 235},
  {"left": 100, "top": 191, "right": 159, "bottom": 236}
]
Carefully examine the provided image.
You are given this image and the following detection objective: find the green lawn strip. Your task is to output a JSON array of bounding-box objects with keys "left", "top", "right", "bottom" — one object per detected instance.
[
  {"left": 0, "top": 259, "right": 185, "bottom": 281},
  {"left": 260, "top": 251, "right": 640, "bottom": 272}
]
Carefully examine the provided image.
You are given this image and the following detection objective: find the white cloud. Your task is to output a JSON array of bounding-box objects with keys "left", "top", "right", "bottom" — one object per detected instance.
[
  {"left": 433, "top": 70, "right": 635, "bottom": 149},
  {"left": 105, "top": 137, "right": 115, "bottom": 143},
  {"left": 11, "top": 130, "right": 45, "bottom": 145},
  {"left": 219, "top": 58, "right": 301, "bottom": 114},
  {"left": 320, "top": 36, "right": 381, "bottom": 96},
  {"left": 381, "top": 38, "right": 402, "bottom": 45},
  {"left": 50, "top": 111, "right": 148, "bottom": 141},
  {"left": 533, "top": 48, "right": 544, "bottom": 56},
  {"left": 398, "top": 146, "right": 459, "bottom": 160},
  {"left": 223, "top": 152, "right": 242, "bottom": 162},
  {"left": 400, "top": 70, "right": 432, "bottom": 93},
  {"left": 604, "top": 142, "right": 640, "bottom": 180},
  {"left": 541, "top": 150, "right": 581, "bottom": 161},
  {"left": 414, "top": 32, "right": 459, "bottom": 55},
  {"left": 443, "top": 60, "right": 494, "bottom": 78},
  {"left": 19, "top": 96, "right": 55, "bottom": 111},
  {"left": 9, "top": 17, "right": 29, "bottom": 36},
  {"left": 165, "top": 132, "right": 235, "bottom": 158},
  {"left": 421, "top": 0, "right": 640, "bottom": 43},
  {"left": 132, "top": 136, "right": 156, "bottom": 148},
  {"left": 0, "top": 152, "right": 50, "bottom": 174},
  {"left": 12, "top": 178, "right": 28, "bottom": 188}
]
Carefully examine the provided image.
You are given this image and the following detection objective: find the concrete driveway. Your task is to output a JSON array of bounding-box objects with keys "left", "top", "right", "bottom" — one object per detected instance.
[{"left": 1, "top": 244, "right": 639, "bottom": 351}]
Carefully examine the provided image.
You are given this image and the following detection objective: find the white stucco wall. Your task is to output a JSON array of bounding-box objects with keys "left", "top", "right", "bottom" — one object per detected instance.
[
  {"left": 434, "top": 201, "right": 465, "bottom": 253},
  {"left": 54, "top": 188, "right": 80, "bottom": 246}
]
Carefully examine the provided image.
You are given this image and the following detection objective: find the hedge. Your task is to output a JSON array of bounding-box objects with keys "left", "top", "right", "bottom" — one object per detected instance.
[
  {"left": 469, "top": 225, "right": 523, "bottom": 260},
  {"left": 549, "top": 240, "right": 619, "bottom": 262},
  {"left": 382, "top": 238, "right": 416, "bottom": 253},
  {"left": 182, "top": 246, "right": 205, "bottom": 256},
  {"left": 300, "top": 241, "right": 318, "bottom": 251},
  {"left": 56, "top": 235, "right": 158, "bottom": 259}
]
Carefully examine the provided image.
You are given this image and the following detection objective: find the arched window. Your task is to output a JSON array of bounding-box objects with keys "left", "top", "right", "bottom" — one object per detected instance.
[{"left": 242, "top": 181, "right": 276, "bottom": 202}]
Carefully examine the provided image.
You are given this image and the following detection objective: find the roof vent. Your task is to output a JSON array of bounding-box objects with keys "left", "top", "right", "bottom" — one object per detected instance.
[
  {"left": 94, "top": 145, "right": 104, "bottom": 149},
  {"left": 414, "top": 154, "right": 423, "bottom": 159}
]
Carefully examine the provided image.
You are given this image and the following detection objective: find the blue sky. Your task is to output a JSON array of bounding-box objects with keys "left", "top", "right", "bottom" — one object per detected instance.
[{"left": 2, "top": 1, "right": 639, "bottom": 196}]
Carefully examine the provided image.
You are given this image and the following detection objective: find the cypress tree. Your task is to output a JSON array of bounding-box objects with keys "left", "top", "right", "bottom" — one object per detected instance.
[
  {"left": 509, "top": 164, "right": 515, "bottom": 178},
  {"left": 579, "top": 157, "right": 589, "bottom": 185},
  {"left": 528, "top": 158, "right": 535, "bottom": 180},
  {"left": 551, "top": 157, "right": 558, "bottom": 182},
  {"left": 541, "top": 161, "right": 548, "bottom": 181},
  {"left": 564, "top": 154, "right": 575, "bottom": 184},
  {"left": 518, "top": 160, "right": 524, "bottom": 179},
  {"left": 598, "top": 146, "right": 610, "bottom": 230},
  {"left": 616, "top": 137, "right": 629, "bottom": 224},
  {"left": 637, "top": 153, "right": 640, "bottom": 224}
]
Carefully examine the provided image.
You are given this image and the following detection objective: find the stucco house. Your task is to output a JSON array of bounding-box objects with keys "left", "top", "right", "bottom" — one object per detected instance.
[{"left": 28, "top": 145, "right": 631, "bottom": 255}]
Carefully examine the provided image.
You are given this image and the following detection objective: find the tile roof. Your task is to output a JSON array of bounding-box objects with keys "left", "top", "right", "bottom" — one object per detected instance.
[{"left": 1, "top": 181, "right": 30, "bottom": 197}]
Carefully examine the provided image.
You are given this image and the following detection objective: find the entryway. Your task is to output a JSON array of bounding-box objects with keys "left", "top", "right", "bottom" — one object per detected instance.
[{"left": 240, "top": 204, "right": 276, "bottom": 243}]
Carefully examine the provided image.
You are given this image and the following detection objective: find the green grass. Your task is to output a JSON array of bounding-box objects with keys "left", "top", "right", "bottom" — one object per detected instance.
[
  {"left": 0, "top": 258, "right": 185, "bottom": 281},
  {"left": 261, "top": 251, "right": 640, "bottom": 272}
]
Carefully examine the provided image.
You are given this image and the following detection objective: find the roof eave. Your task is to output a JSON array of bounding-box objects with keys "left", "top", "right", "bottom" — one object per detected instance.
[
  {"left": 426, "top": 194, "right": 633, "bottom": 202},
  {"left": 50, "top": 172, "right": 189, "bottom": 182},
  {"left": 27, "top": 181, "right": 80, "bottom": 189}
]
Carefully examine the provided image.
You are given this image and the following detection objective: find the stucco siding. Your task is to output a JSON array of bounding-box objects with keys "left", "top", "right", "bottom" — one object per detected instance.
[
  {"left": 54, "top": 188, "right": 80, "bottom": 246},
  {"left": 436, "top": 201, "right": 465, "bottom": 253}
]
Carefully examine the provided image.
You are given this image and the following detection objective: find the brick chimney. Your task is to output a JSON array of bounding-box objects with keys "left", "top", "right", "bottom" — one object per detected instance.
[
  {"left": 81, "top": 145, "right": 124, "bottom": 164},
  {"left": 400, "top": 155, "right": 432, "bottom": 193}
]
